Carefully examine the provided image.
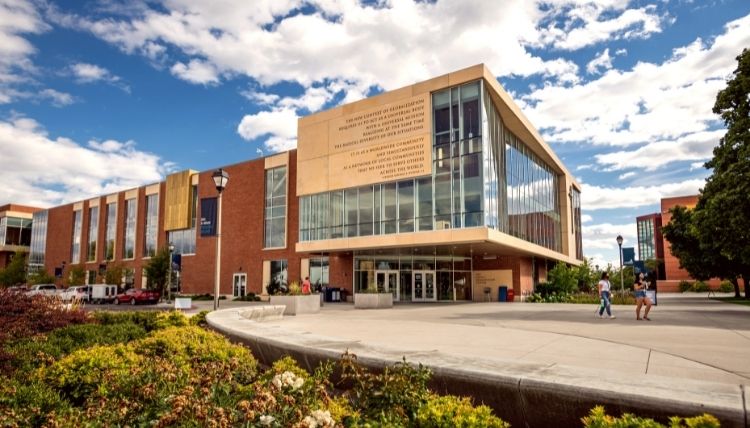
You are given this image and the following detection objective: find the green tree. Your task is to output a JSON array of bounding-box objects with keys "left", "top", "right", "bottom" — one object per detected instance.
[
  {"left": 547, "top": 262, "right": 577, "bottom": 294},
  {"left": 66, "top": 265, "right": 86, "bottom": 287},
  {"left": 143, "top": 246, "right": 170, "bottom": 299},
  {"left": 27, "top": 269, "right": 56, "bottom": 285},
  {"left": 662, "top": 206, "right": 742, "bottom": 297},
  {"left": 104, "top": 263, "right": 124, "bottom": 288},
  {"left": 699, "top": 48, "right": 750, "bottom": 298},
  {"left": 0, "top": 251, "right": 27, "bottom": 287},
  {"left": 573, "top": 258, "right": 600, "bottom": 292}
]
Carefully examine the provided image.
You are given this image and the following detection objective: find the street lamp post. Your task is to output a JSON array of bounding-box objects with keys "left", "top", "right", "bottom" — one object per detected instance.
[
  {"left": 616, "top": 235, "right": 624, "bottom": 296},
  {"left": 167, "top": 242, "right": 174, "bottom": 304},
  {"left": 212, "top": 168, "right": 229, "bottom": 311}
]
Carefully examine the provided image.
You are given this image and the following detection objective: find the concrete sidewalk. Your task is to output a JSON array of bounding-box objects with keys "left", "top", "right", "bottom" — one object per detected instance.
[{"left": 207, "top": 293, "right": 750, "bottom": 426}]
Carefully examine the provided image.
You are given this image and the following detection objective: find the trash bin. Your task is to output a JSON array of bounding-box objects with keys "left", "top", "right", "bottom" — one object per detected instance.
[
  {"left": 331, "top": 288, "right": 341, "bottom": 302},
  {"left": 324, "top": 287, "right": 332, "bottom": 302},
  {"left": 506, "top": 289, "right": 514, "bottom": 302},
  {"left": 498, "top": 285, "right": 508, "bottom": 302}
]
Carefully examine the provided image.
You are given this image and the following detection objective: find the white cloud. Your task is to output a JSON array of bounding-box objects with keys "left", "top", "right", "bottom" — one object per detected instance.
[
  {"left": 581, "top": 214, "right": 593, "bottom": 223},
  {"left": 236, "top": 108, "right": 298, "bottom": 153},
  {"left": 68, "top": 62, "right": 129, "bottom": 92},
  {"left": 582, "top": 222, "right": 637, "bottom": 250},
  {"left": 582, "top": 179, "right": 704, "bottom": 210},
  {"left": 690, "top": 161, "right": 706, "bottom": 171},
  {"left": 576, "top": 164, "right": 594, "bottom": 171},
  {"left": 596, "top": 129, "right": 723, "bottom": 171},
  {"left": 536, "top": 3, "right": 667, "bottom": 50},
  {"left": 39, "top": 88, "right": 75, "bottom": 106},
  {"left": 0, "top": 116, "right": 170, "bottom": 207},
  {"left": 618, "top": 171, "right": 636, "bottom": 180},
  {"left": 586, "top": 48, "right": 612, "bottom": 75},
  {"left": 521, "top": 13, "right": 750, "bottom": 173},
  {"left": 0, "top": 0, "right": 49, "bottom": 103},
  {"left": 170, "top": 59, "right": 219, "bottom": 85},
  {"left": 241, "top": 90, "right": 280, "bottom": 106}
]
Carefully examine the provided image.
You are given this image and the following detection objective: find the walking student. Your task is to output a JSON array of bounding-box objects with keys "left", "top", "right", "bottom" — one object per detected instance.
[
  {"left": 597, "top": 272, "right": 615, "bottom": 319},
  {"left": 634, "top": 272, "right": 653, "bottom": 321},
  {"left": 302, "top": 276, "right": 312, "bottom": 295}
]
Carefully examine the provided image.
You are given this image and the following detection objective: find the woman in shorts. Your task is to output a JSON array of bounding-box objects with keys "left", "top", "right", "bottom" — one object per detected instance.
[{"left": 634, "top": 272, "right": 653, "bottom": 321}]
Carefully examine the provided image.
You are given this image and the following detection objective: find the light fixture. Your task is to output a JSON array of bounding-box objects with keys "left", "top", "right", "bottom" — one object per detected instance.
[{"left": 212, "top": 168, "right": 229, "bottom": 193}]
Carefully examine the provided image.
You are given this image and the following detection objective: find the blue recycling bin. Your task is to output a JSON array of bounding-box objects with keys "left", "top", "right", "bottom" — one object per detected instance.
[{"left": 498, "top": 285, "right": 508, "bottom": 302}]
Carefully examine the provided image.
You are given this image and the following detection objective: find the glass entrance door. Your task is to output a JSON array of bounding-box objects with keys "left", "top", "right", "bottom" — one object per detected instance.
[
  {"left": 233, "top": 273, "right": 247, "bottom": 298},
  {"left": 412, "top": 270, "right": 436, "bottom": 302},
  {"left": 376, "top": 270, "right": 400, "bottom": 301}
]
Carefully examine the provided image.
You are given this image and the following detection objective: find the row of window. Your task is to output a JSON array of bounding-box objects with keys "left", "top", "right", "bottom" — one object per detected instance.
[{"left": 637, "top": 219, "right": 656, "bottom": 260}]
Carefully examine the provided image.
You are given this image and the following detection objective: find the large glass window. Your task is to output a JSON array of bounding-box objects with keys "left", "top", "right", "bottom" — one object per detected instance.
[
  {"left": 87, "top": 206, "right": 98, "bottom": 262},
  {"left": 123, "top": 199, "right": 136, "bottom": 259},
  {"left": 309, "top": 257, "right": 329, "bottom": 289},
  {"left": 168, "top": 185, "right": 197, "bottom": 255},
  {"left": 71, "top": 210, "right": 82, "bottom": 263},
  {"left": 143, "top": 194, "right": 158, "bottom": 257},
  {"left": 105, "top": 202, "right": 117, "bottom": 260},
  {"left": 264, "top": 166, "right": 287, "bottom": 248},
  {"left": 28, "top": 210, "right": 48, "bottom": 271},
  {"left": 572, "top": 188, "right": 583, "bottom": 260},
  {"left": 270, "top": 259, "right": 288, "bottom": 290},
  {"left": 637, "top": 218, "right": 655, "bottom": 260},
  {"left": 0, "top": 217, "right": 32, "bottom": 246}
]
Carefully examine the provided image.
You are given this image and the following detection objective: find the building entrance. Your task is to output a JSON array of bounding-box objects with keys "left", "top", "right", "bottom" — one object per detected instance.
[
  {"left": 376, "top": 270, "right": 400, "bottom": 301},
  {"left": 412, "top": 270, "right": 436, "bottom": 302}
]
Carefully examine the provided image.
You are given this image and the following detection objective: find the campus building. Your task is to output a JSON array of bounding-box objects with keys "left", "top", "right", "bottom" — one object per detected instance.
[
  {"left": 635, "top": 212, "right": 665, "bottom": 280},
  {"left": 0, "top": 204, "right": 40, "bottom": 268},
  {"left": 25, "top": 64, "right": 583, "bottom": 301}
]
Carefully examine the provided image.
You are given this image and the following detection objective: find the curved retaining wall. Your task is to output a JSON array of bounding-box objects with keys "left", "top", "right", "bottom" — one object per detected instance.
[{"left": 207, "top": 309, "right": 748, "bottom": 428}]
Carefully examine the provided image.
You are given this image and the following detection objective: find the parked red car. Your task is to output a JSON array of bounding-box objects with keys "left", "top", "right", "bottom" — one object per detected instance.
[{"left": 114, "top": 288, "right": 160, "bottom": 305}]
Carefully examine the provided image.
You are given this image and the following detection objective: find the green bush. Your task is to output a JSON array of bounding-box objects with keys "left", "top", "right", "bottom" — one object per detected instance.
[
  {"left": 719, "top": 280, "right": 734, "bottom": 293},
  {"left": 547, "top": 262, "right": 579, "bottom": 294},
  {"left": 190, "top": 310, "right": 209, "bottom": 327},
  {"left": 5, "top": 322, "right": 147, "bottom": 377},
  {"left": 581, "top": 406, "right": 720, "bottom": 427},
  {"left": 233, "top": 293, "right": 260, "bottom": 301},
  {"left": 415, "top": 394, "right": 509, "bottom": 427},
  {"left": 91, "top": 310, "right": 161, "bottom": 331},
  {"left": 679, "top": 280, "right": 693, "bottom": 293},
  {"left": 691, "top": 281, "right": 710, "bottom": 292},
  {"left": 0, "top": 378, "right": 69, "bottom": 427}
]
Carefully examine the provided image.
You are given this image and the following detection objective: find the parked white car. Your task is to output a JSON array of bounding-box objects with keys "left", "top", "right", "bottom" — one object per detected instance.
[
  {"left": 58, "top": 285, "right": 90, "bottom": 302},
  {"left": 26, "top": 284, "right": 58, "bottom": 296}
]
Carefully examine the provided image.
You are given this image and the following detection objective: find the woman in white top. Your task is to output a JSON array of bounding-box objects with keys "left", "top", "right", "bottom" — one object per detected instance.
[{"left": 597, "top": 272, "right": 615, "bottom": 319}]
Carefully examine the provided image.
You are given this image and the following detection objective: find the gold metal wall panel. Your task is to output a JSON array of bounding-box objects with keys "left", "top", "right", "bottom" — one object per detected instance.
[{"left": 164, "top": 170, "right": 194, "bottom": 231}]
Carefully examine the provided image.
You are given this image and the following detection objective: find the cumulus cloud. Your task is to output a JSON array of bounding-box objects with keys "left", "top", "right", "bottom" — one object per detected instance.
[
  {"left": 618, "top": 171, "right": 636, "bottom": 180},
  {"left": 170, "top": 59, "right": 220, "bottom": 85},
  {"left": 0, "top": 115, "right": 170, "bottom": 207},
  {"left": 582, "top": 179, "right": 705, "bottom": 210},
  {"left": 237, "top": 108, "right": 298, "bottom": 152},
  {"left": 68, "top": 62, "right": 129, "bottom": 92},
  {"left": 522, "top": 13, "right": 750, "bottom": 173},
  {"left": 0, "top": 0, "right": 49, "bottom": 103},
  {"left": 39, "top": 88, "right": 75, "bottom": 106},
  {"left": 586, "top": 48, "right": 613, "bottom": 75}
]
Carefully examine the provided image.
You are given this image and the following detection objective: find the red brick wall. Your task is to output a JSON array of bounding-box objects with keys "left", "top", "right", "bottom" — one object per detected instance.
[
  {"left": 329, "top": 253, "right": 353, "bottom": 297},
  {"left": 45, "top": 203, "right": 74, "bottom": 286}
]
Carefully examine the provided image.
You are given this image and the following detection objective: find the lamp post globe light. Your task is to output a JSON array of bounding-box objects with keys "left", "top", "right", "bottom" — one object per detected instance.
[
  {"left": 167, "top": 242, "right": 174, "bottom": 304},
  {"left": 212, "top": 168, "right": 229, "bottom": 311},
  {"left": 616, "top": 234, "right": 624, "bottom": 296}
]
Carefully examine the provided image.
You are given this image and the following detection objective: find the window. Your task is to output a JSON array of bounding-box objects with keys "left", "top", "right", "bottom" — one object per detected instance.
[
  {"left": 87, "top": 206, "right": 98, "bottom": 261},
  {"left": 0, "top": 217, "right": 32, "bottom": 246},
  {"left": 105, "top": 202, "right": 117, "bottom": 260},
  {"left": 123, "top": 199, "right": 136, "bottom": 259},
  {"left": 143, "top": 194, "right": 158, "bottom": 257},
  {"left": 264, "top": 166, "right": 287, "bottom": 248},
  {"left": 28, "top": 211, "right": 48, "bottom": 271},
  {"left": 71, "top": 210, "right": 82, "bottom": 263},
  {"left": 270, "top": 260, "right": 288, "bottom": 289}
]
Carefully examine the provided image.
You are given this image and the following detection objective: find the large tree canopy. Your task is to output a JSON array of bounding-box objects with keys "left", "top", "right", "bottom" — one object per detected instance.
[{"left": 665, "top": 49, "right": 750, "bottom": 298}]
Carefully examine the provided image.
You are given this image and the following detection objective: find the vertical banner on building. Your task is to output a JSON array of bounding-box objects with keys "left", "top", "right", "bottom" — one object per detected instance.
[
  {"left": 622, "top": 247, "right": 635, "bottom": 266},
  {"left": 200, "top": 197, "right": 217, "bottom": 236}
]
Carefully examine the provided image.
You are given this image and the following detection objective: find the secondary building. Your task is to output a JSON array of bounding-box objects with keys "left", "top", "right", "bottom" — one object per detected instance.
[
  {"left": 0, "top": 204, "right": 40, "bottom": 268},
  {"left": 25, "top": 64, "right": 583, "bottom": 301}
]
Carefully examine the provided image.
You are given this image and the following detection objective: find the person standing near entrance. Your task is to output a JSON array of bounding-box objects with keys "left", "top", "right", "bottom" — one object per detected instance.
[
  {"left": 634, "top": 272, "right": 653, "bottom": 321},
  {"left": 598, "top": 272, "right": 615, "bottom": 319},
  {"left": 302, "top": 277, "right": 312, "bottom": 295}
]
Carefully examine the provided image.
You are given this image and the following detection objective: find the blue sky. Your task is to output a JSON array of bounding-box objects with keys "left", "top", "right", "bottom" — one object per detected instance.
[{"left": 1, "top": 0, "right": 749, "bottom": 267}]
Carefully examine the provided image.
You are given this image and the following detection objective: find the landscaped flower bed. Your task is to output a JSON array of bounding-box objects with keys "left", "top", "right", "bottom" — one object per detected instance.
[{"left": 0, "top": 290, "right": 721, "bottom": 427}]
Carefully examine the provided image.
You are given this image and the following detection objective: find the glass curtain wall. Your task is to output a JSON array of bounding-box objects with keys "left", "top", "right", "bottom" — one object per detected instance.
[
  {"left": 637, "top": 218, "right": 655, "bottom": 260},
  {"left": 0, "top": 217, "right": 32, "bottom": 246},
  {"left": 143, "top": 194, "right": 158, "bottom": 257},
  {"left": 571, "top": 188, "right": 583, "bottom": 260},
  {"left": 484, "top": 88, "right": 562, "bottom": 252},
  {"left": 71, "top": 210, "right": 82, "bottom": 263},
  {"left": 87, "top": 206, "right": 98, "bottom": 262},
  {"left": 105, "top": 202, "right": 116, "bottom": 260},
  {"left": 28, "top": 210, "right": 48, "bottom": 272},
  {"left": 264, "top": 166, "right": 287, "bottom": 248}
]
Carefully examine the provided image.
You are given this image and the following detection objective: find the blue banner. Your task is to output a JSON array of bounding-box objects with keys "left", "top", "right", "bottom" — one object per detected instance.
[
  {"left": 200, "top": 197, "right": 217, "bottom": 236},
  {"left": 622, "top": 247, "right": 635, "bottom": 266}
]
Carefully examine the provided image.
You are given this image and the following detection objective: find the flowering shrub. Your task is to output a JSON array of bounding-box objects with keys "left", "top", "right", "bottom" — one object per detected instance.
[
  {"left": 416, "top": 395, "right": 509, "bottom": 428},
  {"left": 0, "top": 290, "right": 88, "bottom": 345},
  {"left": 581, "top": 406, "right": 720, "bottom": 428}
]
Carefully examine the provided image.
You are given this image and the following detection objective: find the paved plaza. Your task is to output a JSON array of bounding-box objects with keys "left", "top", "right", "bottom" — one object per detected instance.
[{"left": 205, "top": 293, "right": 750, "bottom": 385}]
